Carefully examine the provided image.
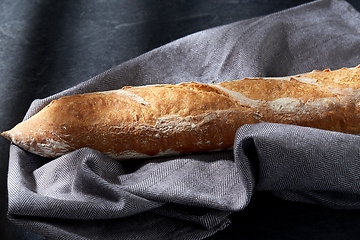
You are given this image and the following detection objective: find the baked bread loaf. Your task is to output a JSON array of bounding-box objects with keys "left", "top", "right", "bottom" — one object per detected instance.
[{"left": 2, "top": 65, "right": 360, "bottom": 160}]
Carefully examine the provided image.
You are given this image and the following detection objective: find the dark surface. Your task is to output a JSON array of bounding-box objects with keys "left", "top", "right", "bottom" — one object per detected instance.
[{"left": 1, "top": 0, "right": 360, "bottom": 239}]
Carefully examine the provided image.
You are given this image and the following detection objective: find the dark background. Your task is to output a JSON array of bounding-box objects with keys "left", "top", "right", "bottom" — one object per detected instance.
[{"left": 1, "top": 0, "right": 360, "bottom": 239}]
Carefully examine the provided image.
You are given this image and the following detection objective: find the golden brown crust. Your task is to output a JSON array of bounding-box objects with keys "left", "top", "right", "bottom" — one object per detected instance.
[{"left": 2, "top": 64, "right": 360, "bottom": 160}]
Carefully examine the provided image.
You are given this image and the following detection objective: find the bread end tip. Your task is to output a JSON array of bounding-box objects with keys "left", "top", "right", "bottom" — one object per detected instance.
[{"left": 1, "top": 131, "right": 11, "bottom": 141}]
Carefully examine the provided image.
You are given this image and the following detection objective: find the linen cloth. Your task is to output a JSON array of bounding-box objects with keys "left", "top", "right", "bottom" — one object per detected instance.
[{"left": 7, "top": 0, "right": 360, "bottom": 239}]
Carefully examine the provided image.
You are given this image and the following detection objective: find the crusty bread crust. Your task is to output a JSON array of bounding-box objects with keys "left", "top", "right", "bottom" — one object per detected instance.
[{"left": 2, "top": 65, "right": 360, "bottom": 160}]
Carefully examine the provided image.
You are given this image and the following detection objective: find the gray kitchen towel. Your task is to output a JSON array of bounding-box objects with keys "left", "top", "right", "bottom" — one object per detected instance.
[{"left": 6, "top": 0, "right": 360, "bottom": 239}]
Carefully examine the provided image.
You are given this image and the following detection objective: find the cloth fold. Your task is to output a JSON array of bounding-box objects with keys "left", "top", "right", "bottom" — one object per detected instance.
[
  {"left": 234, "top": 123, "right": 360, "bottom": 209},
  {"left": 7, "top": 0, "right": 360, "bottom": 239}
]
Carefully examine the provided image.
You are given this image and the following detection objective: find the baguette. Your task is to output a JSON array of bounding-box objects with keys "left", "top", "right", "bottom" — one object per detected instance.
[{"left": 2, "top": 65, "right": 360, "bottom": 160}]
